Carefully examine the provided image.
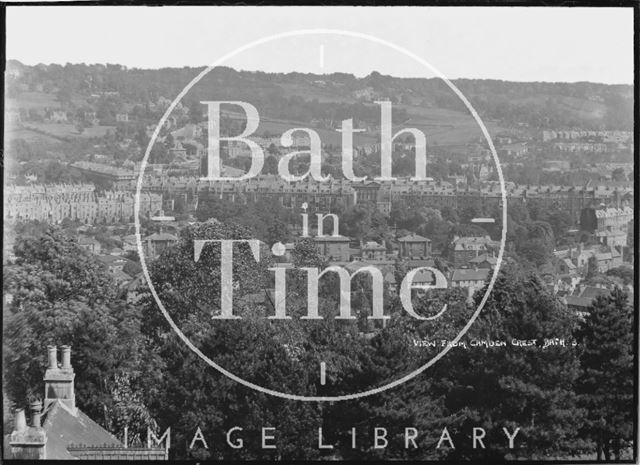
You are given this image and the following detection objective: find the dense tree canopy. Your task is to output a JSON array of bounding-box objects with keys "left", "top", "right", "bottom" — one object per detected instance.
[
  {"left": 576, "top": 288, "right": 634, "bottom": 461},
  {"left": 3, "top": 221, "right": 634, "bottom": 460},
  {"left": 3, "top": 226, "right": 153, "bottom": 439}
]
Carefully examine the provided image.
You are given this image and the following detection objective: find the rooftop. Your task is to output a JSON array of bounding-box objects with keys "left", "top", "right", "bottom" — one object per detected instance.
[
  {"left": 145, "top": 232, "right": 179, "bottom": 242},
  {"left": 42, "top": 401, "right": 121, "bottom": 460},
  {"left": 468, "top": 254, "right": 497, "bottom": 265},
  {"left": 398, "top": 233, "right": 430, "bottom": 243},
  {"left": 313, "top": 235, "right": 350, "bottom": 242},
  {"left": 451, "top": 268, "right": 490, "bottom": 282}
]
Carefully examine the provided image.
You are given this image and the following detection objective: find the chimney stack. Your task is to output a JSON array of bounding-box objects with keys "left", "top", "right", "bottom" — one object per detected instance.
[
  {"left": 10, "top": 405, "right": 47, "bottom": 459},
  {"left": 44, "top": 345, "right": 76, "bottom": 413}
]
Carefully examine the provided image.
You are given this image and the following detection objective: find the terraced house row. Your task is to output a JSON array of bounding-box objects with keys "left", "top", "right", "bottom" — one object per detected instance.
[
  {"left": 4, "top": 184, "right": 163, "bottom": 224},
  {"left": 6, "top": 176, "right": 632, "bottom": 226},
  {"left": 115, "top": 174, "right": 633, "bottom": 224}
]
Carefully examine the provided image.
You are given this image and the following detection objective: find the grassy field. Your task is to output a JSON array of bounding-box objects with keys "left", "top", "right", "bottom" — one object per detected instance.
[
  {"left": 4, "top": 127, "right": 61, "bottom": 144},
  {"left": 253, "top": 106, "right": 508, "bottom": 147},
  {"left": 256, "top": 119, "right": 378, "bottom": 146},
  {"left": 397, "top": 105, "right": 512, "bottom": 146},
  {"left": 278, "top": 82, "right": 354, "bottom": 104},
  {"left": 6, "top": 92, "right": 59, "bottom": 110}
]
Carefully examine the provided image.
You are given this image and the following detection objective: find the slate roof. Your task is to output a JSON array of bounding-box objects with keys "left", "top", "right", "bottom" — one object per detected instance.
[
  {"left": 579, "top": 286, "right": 610, "bottom": 300},
  {"left": 407, "top": 258, "right": 436, "bottom": 269},
  {"left": 469, "top": 254, "right": 498, "bottom": 265},
  {"left": 453, "top": 236, "right": 494, "bottom": 251},
  {"left": 566, "top": 286, "right": 611, "bottom": 309},
  {"left": 42, "top": 401, "right": 122, "bottom": 460},
  {"left": 398, "top": 233, "right": 430, "bottom": 243},
  {"left": 565, "top": 296, "right": 594, "bottom": 309},
  {"left": 144, "top": 232, "right": 179, "bottom": 242},
  {"left": 362, "top": 241, "right": 385, "bottom": 250},
  {"left": 451, "top": 268, "right": 490, "bottom": 282}
]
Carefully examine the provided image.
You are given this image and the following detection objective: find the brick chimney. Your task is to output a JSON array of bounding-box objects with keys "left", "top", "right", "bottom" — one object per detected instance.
[
  {"left": 10, "top": 403, "right": 47, "bottom": 459},
  {"left": 44, "top": 345, "right": 76, "bottom": 413}
]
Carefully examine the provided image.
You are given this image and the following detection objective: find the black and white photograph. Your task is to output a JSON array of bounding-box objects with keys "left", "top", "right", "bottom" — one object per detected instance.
[{"left": 1, "top": 3, "right": 637, "bottom": 462}]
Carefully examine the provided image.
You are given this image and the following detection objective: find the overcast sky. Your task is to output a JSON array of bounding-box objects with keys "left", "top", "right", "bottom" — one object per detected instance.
[{"left": 6, "top": 6, "right": 634, "bottom": 84}]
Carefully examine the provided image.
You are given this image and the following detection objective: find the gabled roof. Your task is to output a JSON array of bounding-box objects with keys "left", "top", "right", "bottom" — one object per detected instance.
[
  {"left": 469, "top": 254, "right": 497, "bottom": 265},
  {"left": 398, "top": 233, "right": 430, "bottom": 243},
  {"left": 112, "top": 269, "right": 132, "bottom": 282},
  {"left": 579, "top": 286, "right": 610, "bottom": 300},
  {"left": 42, "top": 401, "right": 122, "bottom": 460},
  {"left": 362, "top": 241, "right": 385, "bottom": 250}
]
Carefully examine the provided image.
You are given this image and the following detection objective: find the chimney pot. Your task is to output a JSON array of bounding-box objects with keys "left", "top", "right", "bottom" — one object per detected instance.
[
  {"left": 14, "top": 409, "right": 27, "bottom": 433},
  {"left": 47, "top": 346, "right": 57, "bottom": 369},
  {"left": 61, "top": 345, "right": 71, "bottom": 370},
  {"left": 29, "top": 401, "right": 43, "bottom": 428}
]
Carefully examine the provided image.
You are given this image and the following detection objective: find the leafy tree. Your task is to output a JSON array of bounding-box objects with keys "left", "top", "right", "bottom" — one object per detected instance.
[
  {"left": 340, "top": 204, "right": 391, "bottom": 243},
  {"left": 187, "top": 99, "right": 204, "bottom": 124},
  {"left": 322, "top": 288, "right": 469, "bottom": 460},
  {"left": 123, "top": 260, "right": 142, "bottom": 277},
  {"left": 441, "top": 206, "right": 459, "bottom": 224},
  {"left": 460, "top": 205, "right": 481, "bottom": 223},
  {"left": 149, "top": 141, "right": 170, "bottom": 164},
  {"left": 164, "top": 132, "right": 175, "bottom": 149},
  {"left": 267, "top": 143, "right": 280, "bottom": 156},
  {"left": 434, "top": 267, "right": 585, "bottom": 459},
  {"left": 605, "top": 265, "right": 633, "bottom": 285},
  {"left": 576, "top": 288, "right": 634, "bottom": 460},
  {"left": 195, "top": 197, "right": 295, "bottom": 244},
  {"left": 610, "top": 168, "right": 626, "bottom": 182},
  {"left": 3, "top": 225, "right": 153, "bottom": 436},
  {"left": 264, "top": 154, "right": 279, "bottom": 175},
  {"left": 138, "top": 220, "right": 323, "bottom": 459}
]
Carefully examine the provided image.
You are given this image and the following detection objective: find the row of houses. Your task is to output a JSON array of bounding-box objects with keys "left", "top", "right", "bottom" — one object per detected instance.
[
  {"left": 4, "top": 183, "right": 163, "bottom": 225},
  {"left": 112, "top": 174, "right": 633, "bottom": 225}
]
